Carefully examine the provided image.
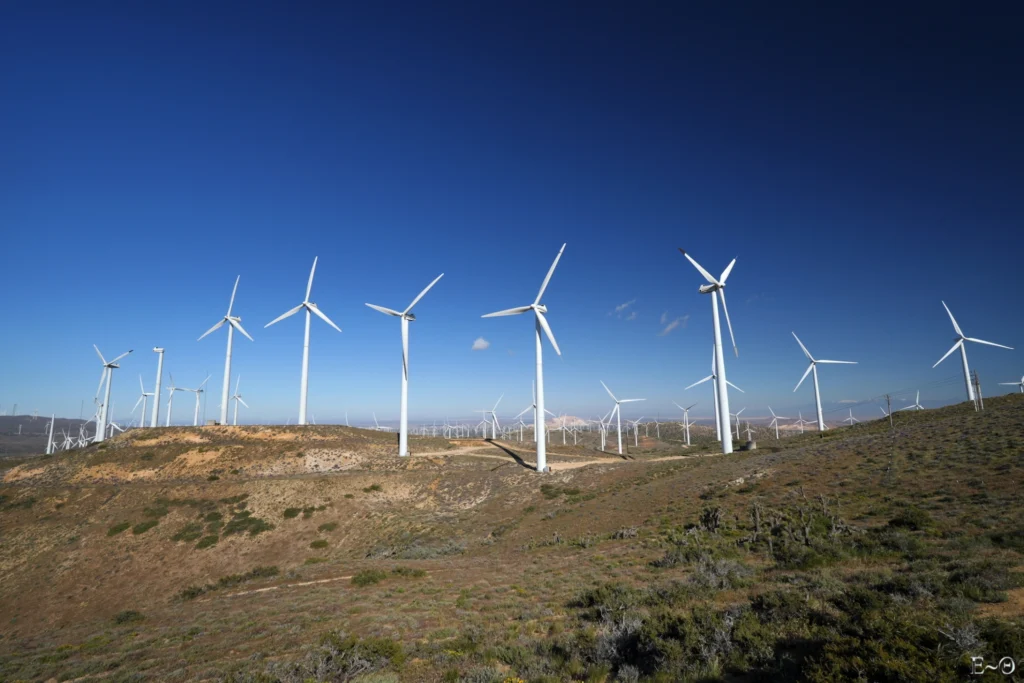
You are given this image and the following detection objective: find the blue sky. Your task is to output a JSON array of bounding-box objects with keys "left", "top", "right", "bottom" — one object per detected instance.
[{"left": 1, "top": 2, "right": 1022, "bottom": 426}]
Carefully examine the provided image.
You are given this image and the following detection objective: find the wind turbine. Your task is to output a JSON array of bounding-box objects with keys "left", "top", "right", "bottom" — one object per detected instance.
[
  {"left": 899, "top": 391, "right": 924, "bottom": 411},
  {"left": 150, "top": 347, "right": 164, "bottom": 428},
  {"left": 132, "top": 375, "right": 154, "bottom": 429},
  {"left": 601, "top": 381, "right": 645, "bottom": 455},
  {"left": 182, "top": 376, "right": 211, "bottom": 426},
  {"left": 199, "top": 276, "right": 254, "bottom": 426},
  {"left": 93, "top": 345, "right": 132, "bottom": 443},
  {"left": 673, "top": 401, "right": 698, "bottom": 446},
  {"left": 165, "top": 374, "right": 186, "bottom": 427},
  {"left": 767, "top": 406, "right": 790, "bottom": 440},
  {"left": 842, "top": 409, "right": 859, "bottom": 426},
  {"left": 365, "top": 273, "right": 444, "bottom": 456},
  {"left": 999, "top": 376, "right": 1024, "bottom": 394},
  {"left": 482, "top": 243, "right": 565, "bottom": 473},
  {"left": 484, "top": 394, "right": 503, "bottom": 439},
  {"left": 685, "top": 346, "right": 744, "bottom": 441},
  {"left": 792, "top": 332, "right": 856, "bottom": 432},
  {"left": 265, "top": 257, "right": 342, "bottom": 426},
  {"left": 730, "top": 407, "right": 745, "bottom": 439},
  {"left": 230, "top": 376, "right": 249, "bottom": 425},
  {"left": 678, "top": 248, "right": 738, "bottom": 454},
  {"left": 934, "top": 301, "right": 1013, "bottom": 405},
  {"left": 628, "top": 417, "right": 644, "bottom": 447}
]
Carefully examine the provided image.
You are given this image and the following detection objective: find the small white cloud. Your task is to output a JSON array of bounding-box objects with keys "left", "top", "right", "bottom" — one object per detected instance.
[
  {"left": 471, "top": 337, "right": 490, "bottom": 351},
  {"left": 614, "top": 299, "right": 636, "bottom": 313},
  {"left": 658, "top": 315, "right": 690, "bottom": 336},
  {"left": 660, "top": 311, "right": 668, "bottom": 325},
  {"left": 626, "top": 311, "right": 637, "bottom": 321}
]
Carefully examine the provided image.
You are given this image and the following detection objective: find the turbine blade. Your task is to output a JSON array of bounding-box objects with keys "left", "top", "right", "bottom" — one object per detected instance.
[
  {"left": 792, "top": 332, "right": 813, "bottom": 360},
  {"left": 672, "top": 401, "right": 684, "bottom": 411},
  {"left": 305, "top": 256, "right": 318, "bottom": 303},
  {"left": 199, "top": 374, "right": 211, "bottom": 389},
  {"left": 132, "top": 395, "right": 144, "bottom": 412},
  {"left": 686, "top": 402, "right": 698, "bottom": 410},
  {"left": 964, "top": 337, "right": 1013, "bottom": 350},
  {"left": 620, "top": 398, "right": 645, "bottom": 403},
  {"left": 816, "top": 360, "right": 857, "bottom": 364},
  {"left": 265, "top": 304, "right": 304, "bottom": 328},
  {"left": 941, "top": 300, "right": 964, "bottom": 337},
  {"left": 677, "top": 248, "right": 719, "bottom": 285},
  {"left": 600, "top": 380, "right": 617, "bottom": 402},
  {"left": 718, "top": 289, "right": 737, "bottom": 356},
  {"left": 227, "top": 275, "right": 240, "bottom": 316},
  {"left": 404, "top": 273, "right": 444, "bottom": 314},
  {"left": 719, "top": 258, "right": 736, "bottom": 283},
  {"left": 534, "top": 243, "right": 566, "bottom": 305},
  {"left": 139, "top": 374, "right": 145, "bottom": 393},
  {"left": 234, "top": 375, "right": 241, "bottom": 394},
  {"left": 493, "top": 393, "right": 503, "bottom": 411},
  {"left": 684, "top": 375, "right": 713, "bottom": 390},
  {"left": 309, "top": 303, "right": 342, "bottom": 332},
  {"left": 794, "top": 363, "right": 813, "bottom": 392},
  {"left": 726, "top": 381, "right": 745, "bottom": 393},
  {"left": 95, "top": 368, "right": 107, "bottom": 399},
  {"left": 366, "top": 303, "right": 402, "bottom": 317},
  {"left": 932, "top": 340, "right": 962, "bottom": 368},
  {"left": 230, "top": 319, "right": 254, "bottom": 341},
  {"left": 238, "top": 397, "right": 249, "bottom": 408},
  {"left": 109, "top": 350, "right": 133, "bottom": 364},
  {"left": 93, "top": 344, "right": 107, "bottom": 365},
  {"left": 482, "top": 305, "right": 531, "bottom": 318},
  {"left": 198, "top": 318, "right": 226, "bottom": 341},
  {"left": 536, "top": 311, "right": 561, "bottom": 355}
]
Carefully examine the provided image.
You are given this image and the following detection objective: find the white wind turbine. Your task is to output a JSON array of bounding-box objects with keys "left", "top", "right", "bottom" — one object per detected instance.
[
  {"left": 999, "top": 376, "right": 1024, "bottom": 394},
  {"left": 480, "top": 394, "right": 503, "bottom": 439},
  {"left": 842, "top": 409, "right": 859, "bottom": 426},
  {"left": 265, "top": 257, "right": 342, "bottom": 425},
  {"left": 792, "top": 332, "right": 857, "bottom": 432},
  {"left": 673, "top": 401, "right": 698, "bottom": 446},
  {"left": 365, "top": 273, "right": 444, "bottom": 456},
  {"left": 934, "top": 301, "right": 1013, "bottom": 404},
  {"left": 767, "top": 406, "right": 790, "bottom": 440},
  {"left": 164, "top": 374, "right": 186, "bottom": 427},
  {"left": 685, "top": 346, "right": 744, "bottom": 441},
  {"left": 199, "top": 276, "right": 254, "bottom": 426},
  {"left": 150, "top": 347, "right": 164, "bottom": 428},
  {"left": 600, "top": 381, "right": 645, "bottom": 455},
  {"left": 93, "top": 345, "right": 132, "bottom": 443},
  {"left": 678, "top": 248, "right": 739, "bottom": 454},
  {"left": 132, "top": 375, "right": 154, "bottom": 429},
  {"left": 899, "top": 391, "right": 924, "bottom": 411},
  {"left": 182, "top": 375, "right": 211, "bottom": 426},
  {"left": 230, "top": 376, "right": 249, "bottom": 425},
  {"left": 730, "top": 407, "right": 745, "bottom": 439},
  {"left": 482, "top": 243, "right": 566, "bottom": 473},
  {"left": 628, "top": 417, "right": 644, "bottom": 447}
]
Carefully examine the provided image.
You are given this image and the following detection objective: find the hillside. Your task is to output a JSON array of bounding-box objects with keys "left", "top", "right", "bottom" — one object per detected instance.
[{"left": 0, "top": 396, "right": 1022, "bottom": 682}]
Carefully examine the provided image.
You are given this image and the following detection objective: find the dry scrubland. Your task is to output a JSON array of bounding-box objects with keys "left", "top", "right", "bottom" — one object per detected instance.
[{"left": 0, "top": 397, "right": 1022, "bottom": 682}]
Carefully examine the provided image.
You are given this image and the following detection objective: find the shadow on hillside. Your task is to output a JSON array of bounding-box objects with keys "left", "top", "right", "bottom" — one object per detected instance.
[{"left": 487, "top": 441, "right": 535, "bottom": 470}]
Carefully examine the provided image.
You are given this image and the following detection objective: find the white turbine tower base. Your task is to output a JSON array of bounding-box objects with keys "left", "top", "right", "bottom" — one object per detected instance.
[
  {"left": 483, "top": 243, "right": 566, "bottom": 473},
  {"left": 366, "top": 273, "right": 444, "bottom": 456},
  {"left": 265, "top": 257, "right": 342, "bottom": 426}
]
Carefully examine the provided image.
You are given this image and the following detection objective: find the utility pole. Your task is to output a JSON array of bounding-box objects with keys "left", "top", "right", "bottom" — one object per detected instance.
[{"left": 973, "top": 371, "right": 984, "bottom": 411}]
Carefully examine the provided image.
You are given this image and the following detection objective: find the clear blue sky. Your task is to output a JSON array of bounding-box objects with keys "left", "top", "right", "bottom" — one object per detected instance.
[{"left": 2, "top": 2, "right": 1022, "bottom": 426}]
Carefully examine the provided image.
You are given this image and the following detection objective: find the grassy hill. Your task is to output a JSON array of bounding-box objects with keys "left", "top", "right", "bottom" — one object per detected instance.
[{"left": 0, "top": 396, "right": 1022, "bottom": 682}]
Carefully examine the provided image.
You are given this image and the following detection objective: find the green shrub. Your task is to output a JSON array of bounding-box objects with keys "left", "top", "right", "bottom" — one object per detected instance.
[
  {"left": 132, "top": 520, "right": 159, "bottom": 535},
  {"left": 352, "top": 569, "right": 388, "bottom": 587},
  {"left": 107, "top": 522, "right": 131, "bottom": 537},
  {"left": 207, "top": 474, "right": 220, "bottom": 481},
  {"left": 283, "top": 507, "right": 301, "bottom": 519},
  {"left": 142, "top": 505, "right": 169, "bottom": 518},
  {"left": 204, "top": 511, "right": 223, "bottom": 522},
  {"left": 172, "top": 522, "right": 204, "bottom": 542},
  {"left": 344, "top": 493, "right": 355, "bottom": 499},
  {"left": 195, "top": 535, "right": 219, "bottom": 550},
  {"left": 305, "top": 557, "right": 328, "bottom": 565},
  {"left": 310, "top": 539, "right": 328, "bottom": 549},
  {"left": 392, "top": 566, "right": 426, "bottom": 578},
  {"left": 219, "top": 494, "right": 248, "bottom": 504},
  {"left": 223, "top": 512, "right": 274, "bottom": 537},
  {"left": 888, "top": 506, "right": 932, "bottom": 531},
  {"left": 363, "top": 484, "right": 383, "bottom": 493},
  {"left": 318, "top": 522, "right": 339, "bottom": 532},
  {"left": 113, "top": 610, "right": 144, "bottom": 625}
]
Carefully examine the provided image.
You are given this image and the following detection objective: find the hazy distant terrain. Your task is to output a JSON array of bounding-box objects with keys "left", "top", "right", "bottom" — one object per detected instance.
[
  {"left": 0, "top": 397, "right": 1021, "bottom": 681},
  {"left": 0, "top": 416, "right": 88, "bottom": 458}
]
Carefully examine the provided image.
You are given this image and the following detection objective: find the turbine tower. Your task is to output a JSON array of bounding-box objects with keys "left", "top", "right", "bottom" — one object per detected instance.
[
  {"left": 265, "top": 257, "right": 342, "bottom": 425},
  {"left": 792, "top": 332, "right": 856, "bottom": 432},
  {"left": 150, "top": 347, "right": 164, "bottom": 428},
  {"left": 678, "top": 249, "right": 739, "bottom": 454},
  {"left": 934, "top": 301, "right": 1012, "bottom": 404},
  {"left": 482, "top": 243, "right": 566, "bottom": 473},
  {"left": 93, "top": 345, "right": 132, "bottom": 443},
  {"left": 132, "top": 375, "right": 154, "bottom": 429},
  {"left": 199, "top": 276, "right": 254, "bottom": 426},
  {"left": 600, "top": 381, "right": 645, "bottom": 455},
  {"left": 672, "top": 401, "right": 697, "bottom": 446},
  {"left": 366, "top": 273, "right": 444, "bottom": 456},
  {"left": 183, "top": 376, "right": 211, "bottom": 427}
]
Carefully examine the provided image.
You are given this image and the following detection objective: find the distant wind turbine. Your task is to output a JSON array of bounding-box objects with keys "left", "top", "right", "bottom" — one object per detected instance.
[
  {"left": 898, "top": 391, "right": 924, "bottom": 411},
  {"left": 672, "top": 401, "right": 698, "bottom": 446},
  {"left": 132, "top": 375, "right": 154, "bottom": 429},
  {"left": 601, "top": 381, "right": 645, "bottom": 455},
  {"left": 230, "top": 376, "right": 249, "bottom": 425},
  {"left": 685, "top": 346, "right": 744, "bottom": 442},
  {"left": 93, "top": 345, "right": 132, "bottom": 443},
  {"left": 842, "top": 409, "right": 859, "bottom": 426},
  {"left": 199, "top": 276, "right": 254, "bottom": 426},
  {"left": 934, "top": 301, "right": 1012, "bottom": 405},
  {"left": 264, "top": 257, "right": 342, "bottom": 426},
  {"left": 767, "top": 406, "right": 790, "bottom": 440},
  {"left": 792, "top": 332, "right": 856, "bottom": 432},
  {"left": 482, "top": 243, "right": 566, "bottom": 473},
  {"left": 999, "top": 376, "right": 1024, "bottom": 394},
  {"left": 365, "top": 273, "right": 444, "bottom": 456}
]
